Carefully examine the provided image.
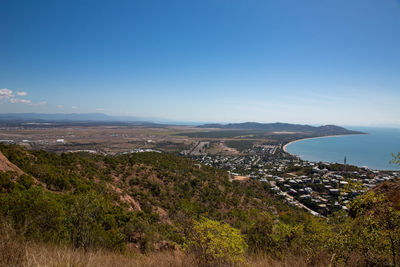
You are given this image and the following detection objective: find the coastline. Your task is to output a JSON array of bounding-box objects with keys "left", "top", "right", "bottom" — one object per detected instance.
[{"left": 282, "top": 134, "right": 364, "bottom": 154}]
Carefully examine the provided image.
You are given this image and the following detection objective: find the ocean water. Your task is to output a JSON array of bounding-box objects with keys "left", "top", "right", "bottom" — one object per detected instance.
[{"left": 285, "top": 127, "right": 400, "bottom": 171}]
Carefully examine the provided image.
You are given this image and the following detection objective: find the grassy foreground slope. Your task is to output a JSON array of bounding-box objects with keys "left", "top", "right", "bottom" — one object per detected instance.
[{"left": 0, "top": 144, "right": 399, "bottom": 266}]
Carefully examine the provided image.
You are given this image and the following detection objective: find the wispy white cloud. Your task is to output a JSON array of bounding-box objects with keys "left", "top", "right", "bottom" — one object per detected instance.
[
  {"left": 56, "top": 105, "right": 64, "bottom": 109},
  {"left": 1, "top": 88, "right": 49, "bottom": 107},
  {"left": 16, "top": 91, "right": 28, "bottom": 96},
  {"left": 71, "top": 106, "right": 78, "bottom": 109},
  {"left": 10, "top": 98, "right": 32, "bottom": 104},
  {"left": 0, "top": 88, "right": 13, "bottom": 100}
]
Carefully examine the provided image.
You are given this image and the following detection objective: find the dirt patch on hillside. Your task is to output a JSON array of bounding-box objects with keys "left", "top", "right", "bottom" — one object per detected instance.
[
  {"left": 109, "top": 184, "right": 142, "bottom": 211},
  {"left": 231, "top": 175, "right": 250, "bottom": 181},
  {"left": 0, "top": 151, "right": 24, "bottom": 175}
]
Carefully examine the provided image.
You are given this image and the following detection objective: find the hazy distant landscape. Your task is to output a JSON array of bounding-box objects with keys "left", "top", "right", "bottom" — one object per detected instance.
[{"left": 0, "top": 113, "right": 363, "bottom": 155}]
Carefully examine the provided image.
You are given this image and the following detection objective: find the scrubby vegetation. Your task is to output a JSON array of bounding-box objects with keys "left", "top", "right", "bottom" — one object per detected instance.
[
  {"left": 0, "top": 143, "right": 399, "bottom": 266},
  {"left": 175, "top": 130, "right": 262, "bottom": 138}
]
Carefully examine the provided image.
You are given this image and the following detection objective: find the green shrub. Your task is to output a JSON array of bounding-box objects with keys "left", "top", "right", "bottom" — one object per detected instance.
[
  {"left": 183, "top": 217, "right": 247, "bottom": 265},
  {"left": 17, "top": 174, "right": 34, "bottom": 189},
  {"left": 247, "top": 212, "right": 276, "bottom": 253}
]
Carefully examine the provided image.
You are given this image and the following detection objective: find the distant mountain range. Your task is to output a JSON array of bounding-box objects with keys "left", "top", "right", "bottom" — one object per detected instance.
[
  {"left": 198, "top": 122, "right": 364, "bottom": 135},
  {"left": 0, "top": 113, "right": 150, "bottom": 123},
  {"left": 0, "top": 113, "right": 200, "bottom": 126}
]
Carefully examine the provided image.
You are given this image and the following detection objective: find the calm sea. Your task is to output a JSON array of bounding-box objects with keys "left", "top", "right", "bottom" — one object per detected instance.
[{"left": 285, "top": 127, "right": 400, "bottom": 171}]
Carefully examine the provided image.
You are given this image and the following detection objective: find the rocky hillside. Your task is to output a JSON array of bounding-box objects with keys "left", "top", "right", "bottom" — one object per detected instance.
[{"left": 0, "top": 151, "right": 24, "bottom": 175}]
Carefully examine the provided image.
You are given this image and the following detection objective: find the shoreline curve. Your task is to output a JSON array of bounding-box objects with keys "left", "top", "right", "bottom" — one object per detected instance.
[{"left": 282, "top": 134, "right": 364, "bottom": 154}]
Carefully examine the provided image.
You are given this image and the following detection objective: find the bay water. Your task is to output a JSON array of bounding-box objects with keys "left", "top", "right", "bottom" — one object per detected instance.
[{"left": 285, "top": 127, "right": 400, "bottom": 171}]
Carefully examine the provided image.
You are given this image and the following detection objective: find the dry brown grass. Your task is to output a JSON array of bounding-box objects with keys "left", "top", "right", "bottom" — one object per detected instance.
[
  {"left": 1, "top": 238, "right": 330, "bottom": 267},
  {"left": 0, "top": 222, "right": 26, "bottom": 267},
  {"left": 247, "top": 254, "right": 326, "bottom": 267},
  {"left": 23, "top": 244, "right": 196, "bottom": 267},
  {"left": 0, "top": 220, "right": 196, "bottom": 267},
  {"left": 1, "top": 239, "right": 315, "bottom": 267},
  {"left": 22, "top": 245, "right": 324, "bottom": 267}
]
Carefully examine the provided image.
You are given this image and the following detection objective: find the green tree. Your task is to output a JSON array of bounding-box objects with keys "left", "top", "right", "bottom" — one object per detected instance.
[{"left": 65, "top": 192, "right": 126, "bottom": 251}]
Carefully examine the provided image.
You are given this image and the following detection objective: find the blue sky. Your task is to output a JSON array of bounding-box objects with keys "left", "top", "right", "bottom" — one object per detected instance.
[{"left": 1, "top": 0, "right": 400, "bottom": 126}]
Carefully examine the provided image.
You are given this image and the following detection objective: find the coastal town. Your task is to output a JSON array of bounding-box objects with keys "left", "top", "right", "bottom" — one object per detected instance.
[{"left": 187, "top": 141, "right": 399, "bottom": 217}]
